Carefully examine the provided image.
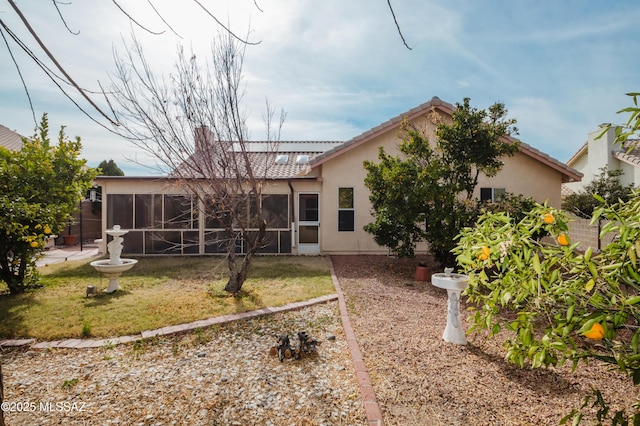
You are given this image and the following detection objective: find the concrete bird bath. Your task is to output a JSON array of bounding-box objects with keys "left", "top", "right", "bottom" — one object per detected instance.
[
  {"left": 431, "top": 269, "right": 469, "bottom": 345},
  {"left": 90, "top": 225, "right": 137, "bottom": 293}
]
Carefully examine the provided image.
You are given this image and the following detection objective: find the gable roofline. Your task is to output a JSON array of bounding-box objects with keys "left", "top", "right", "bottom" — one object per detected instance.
[
  {"left": 566, "top": 142, "right": 587, "bottom": 167},
  {"left": 307, "top": 96, "right": 582, "bottom": 183},
  {"left": 308, "top": 96, "right": 455, "bottom": 168},
  {"left": 516, "top": 139, "right": 582, "bottom": 182}
]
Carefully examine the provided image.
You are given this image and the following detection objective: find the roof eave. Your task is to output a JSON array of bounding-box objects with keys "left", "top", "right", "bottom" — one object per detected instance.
[{"left": 307, "top": 96, "right": 455, "bottom": 170}]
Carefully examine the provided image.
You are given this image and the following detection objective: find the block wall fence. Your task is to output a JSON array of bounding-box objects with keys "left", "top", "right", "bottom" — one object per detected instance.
[{"left": 566, "top": 213, "right": 616, "bottom": 252}]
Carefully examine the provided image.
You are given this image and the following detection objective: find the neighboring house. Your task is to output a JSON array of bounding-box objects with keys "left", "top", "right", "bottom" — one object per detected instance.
[
  {"left": 564, "top": 125, "right": 640, "bottom": 194},
  {"left": 0, "top": 124, "right": 24, "bottom": 151},
  {"left": 95, "top": 97, "right": 581, "bottom": 256}
]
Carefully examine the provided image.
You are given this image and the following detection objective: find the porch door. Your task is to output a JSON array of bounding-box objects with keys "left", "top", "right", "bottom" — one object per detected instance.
[{"left": 298, "top": 193, "right": 320, "bottom": 254}]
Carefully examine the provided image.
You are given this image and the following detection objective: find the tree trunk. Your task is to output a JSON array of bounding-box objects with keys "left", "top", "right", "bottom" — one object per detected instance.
[
  {"left": 223, "top": 232, "right": 243, "bottom": 294},
  {"left": 223, "top": 222, "right": 266, "bottom": 294},
  {"left": 223, "top": 273, "right": 243, "bottom": 294}
]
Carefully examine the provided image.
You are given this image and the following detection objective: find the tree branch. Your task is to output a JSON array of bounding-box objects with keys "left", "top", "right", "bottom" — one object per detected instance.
[
  {"left": 0, "top": 23, "right": 37, "bottom": 127},
  {"left": 386, "top": 0, "right": 412, "bottom": 50},
  {"left": 111, "top": 0, "right": 165, "bottom": 35},
  {"left": 6, "top": 0, "right": 118, "bottom": 125},
  {"left": 191, "top": 0, "right": 261, "bottom": 45},
  {"left": 52, "top": 0, "right": 79, "bottom": 35}
]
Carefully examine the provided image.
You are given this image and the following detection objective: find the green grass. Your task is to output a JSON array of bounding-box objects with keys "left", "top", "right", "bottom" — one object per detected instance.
[{"left": 0, "top": 256, "right": 334, "bottom": 340}]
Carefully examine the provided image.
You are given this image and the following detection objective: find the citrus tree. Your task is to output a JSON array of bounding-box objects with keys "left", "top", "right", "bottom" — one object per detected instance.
[
  {"left": 0, "top": 114, "right": 96, "bottom": 294},
  {"left": 453, "top": 195, "right": 640, "bottom": 423},
  {"left": 363, "top": 98, "right": 519, "bottom": 265}
]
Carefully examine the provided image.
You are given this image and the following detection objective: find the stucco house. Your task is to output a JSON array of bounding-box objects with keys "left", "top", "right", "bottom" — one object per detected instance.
[
  {"left": 95, "top": 97, "right": 581, "bottom": 256},
  {"left": 564, "top": 125, "right": 640, "bottom": 194}
]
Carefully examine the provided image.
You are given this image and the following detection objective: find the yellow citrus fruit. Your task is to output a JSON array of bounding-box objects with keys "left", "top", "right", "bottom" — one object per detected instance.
[
  {"left": 477, "top": 246, "right": 490, "bottom": 260},
  {"left": 557, "top": 234, "right": 570, "bottom": 246},
  {"left": 583, "top": 322, "right": 605, "bottom": 340},
  {"left": 542, "top": 213, "right": 555, "bottom": 224},
  {"left": 30, "top": 241, "right": 39, "bottom": 248},
  {"left": 43, "top": 226, "right": 51, "bottom": 235}
]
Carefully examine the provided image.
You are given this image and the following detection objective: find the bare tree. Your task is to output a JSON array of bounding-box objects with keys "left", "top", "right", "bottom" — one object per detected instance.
[{"left": 108, "top": 31, "right": 285, "bottom": 293}]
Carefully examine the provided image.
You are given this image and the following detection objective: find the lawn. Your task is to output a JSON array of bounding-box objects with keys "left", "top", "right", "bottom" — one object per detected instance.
[{"left": 0, "top": 256, "right": 334, "bottom": 340}]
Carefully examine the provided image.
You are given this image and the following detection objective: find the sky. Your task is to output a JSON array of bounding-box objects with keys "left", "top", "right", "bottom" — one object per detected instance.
[{"left": 1, "top": 0, "right": 639, "bottom": 175}]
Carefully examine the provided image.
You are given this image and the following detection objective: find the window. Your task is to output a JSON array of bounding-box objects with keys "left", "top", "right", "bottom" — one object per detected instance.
[
  {"left": 338, "top": 187, "right": 354, "bottom": 231},
  {"left": 107, "top": 194, "right": 133, "bottom": 229},
  {"left": 299, "top": 193, "right": 319, "bottom": 222},
  {"left": 164, "top": 195, "right": 195, "bottom": 229},
  {"left": 274, "top": 154, "right": 289, "bottom": 165},
  {"left": 135, "top": 194, "right": 161, "bottom": 229},
  {"left": 262, "top": 194, "right": 289, "bottom": 228},
  {"left": 480, "top": 187, "right": 506, "bottom": 202}
]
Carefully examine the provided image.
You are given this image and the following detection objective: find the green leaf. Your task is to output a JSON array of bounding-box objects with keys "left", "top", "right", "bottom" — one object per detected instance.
[
  {"left": 491, "top": 323, "right": 501, "bottom": 335},
  {"left": 532, "top": 252, "right": 541, "bottom": 275},
  {"left": 585, "top": 279, "right": 595, "bottom": 292}
]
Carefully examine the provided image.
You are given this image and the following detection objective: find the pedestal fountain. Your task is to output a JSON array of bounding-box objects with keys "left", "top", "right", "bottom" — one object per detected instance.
[
  {"left": 431, "top": 268, "right": 469, "bottom": 345},
  {"left": 90, "top": 225, "right": 138, "bottom": 293}
]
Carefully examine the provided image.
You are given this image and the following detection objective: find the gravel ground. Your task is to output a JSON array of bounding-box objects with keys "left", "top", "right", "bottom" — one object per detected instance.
[
  {"left": 3, "top": 254, "right": 639, "bottom": 426},
  {"left": 332, "top": 255, "right": 640, "bottom": 426},
  {"left": 1, "top": 303, "right": 366, "bottom": 426}
]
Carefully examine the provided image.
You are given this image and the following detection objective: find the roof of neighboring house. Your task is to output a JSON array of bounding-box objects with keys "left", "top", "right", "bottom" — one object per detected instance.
[
  {"left": 566, "top": 142, "right": 587, "bottom": 166},
  {"left": 308, "top": 96, "right": 582, "bottom": 183},
  {"left": 613, "top": 140, "right": 640, "bottom": 167},
  {"left": 0, "top": 124, "right": 24, "bottom": 151}
]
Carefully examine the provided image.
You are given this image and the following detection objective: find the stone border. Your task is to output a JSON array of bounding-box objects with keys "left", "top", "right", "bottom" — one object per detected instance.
[
  {"left": 1, "top": 258, "right": 384, "bottom": 424},
  {"left": 0, "top": 294, "right": 338, "bottom": 350},
  {"left": 327, "top": 256, "right": 384, "bottom": 426}
]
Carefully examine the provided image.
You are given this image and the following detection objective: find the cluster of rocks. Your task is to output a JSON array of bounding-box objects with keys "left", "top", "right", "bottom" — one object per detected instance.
[{"left": 1, "top": 303, "right": 366, "bottom": 425}]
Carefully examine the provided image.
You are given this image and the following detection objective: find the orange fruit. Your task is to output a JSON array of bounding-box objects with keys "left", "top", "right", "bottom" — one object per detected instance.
[
  {"left": 557, "top": 234, "right": 570, "bottom": 246},
  {"left": 30, "top": 241, "right": 38, "bottom": 248},
  {"left": 582, "top": 322, "right": 605, "bottom": 340},
  {"left": 542, "top": 213, "right": 555, "bottom": 224},
  {"left": 43, "top": 226, "right": 52, "bottom": 235},
  {"left": 477, "top": 246, "right": 490, "bottom": 260}
]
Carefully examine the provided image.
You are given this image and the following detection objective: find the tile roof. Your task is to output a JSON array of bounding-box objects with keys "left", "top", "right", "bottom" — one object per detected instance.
[
  {"left": 614, "top": 139, "right": 640, "bottom": 166},
  {"left": 0, "top": 124, "right": 24, "bottom": 151},
  {"left": 172, "top": 98, "right": 582, "bottom": 182},
  {"left": 173, "top": 140, "right": 343, "bottom": 180},
  {"left": 241, "top": 141, "right": 343, "bottom": 178},
  {"left": 516, "top": 139, "right": 582, "bottom": 183},
  {"left": 246, "top": 151, "right": 325, "bottom": 179}
]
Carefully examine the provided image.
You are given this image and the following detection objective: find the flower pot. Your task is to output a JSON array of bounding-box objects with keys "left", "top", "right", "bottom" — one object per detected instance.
[
  {"left": 63, "top": 235, "right": 76, "bottom": 246},
  {"left": 414, "top": 265, "right": 431, "bottom": 282}
]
